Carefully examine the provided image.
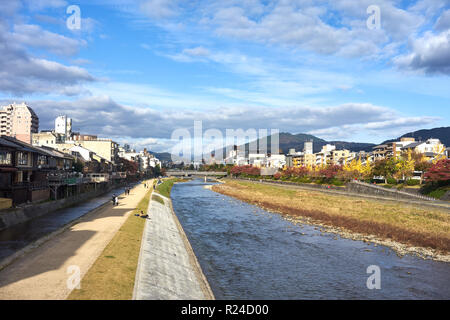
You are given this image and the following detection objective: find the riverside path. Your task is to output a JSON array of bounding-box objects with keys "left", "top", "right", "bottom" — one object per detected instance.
[{"left": 0, "top": 180, "right": 152, "bottom": 299}]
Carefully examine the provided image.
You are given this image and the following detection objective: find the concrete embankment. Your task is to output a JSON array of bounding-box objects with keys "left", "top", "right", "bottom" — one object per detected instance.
[
  {"left": 0, "top": 183, "right": 126, "bottom": 231},
  {"left": 133, "top": 193, "right": 214, "bottom": 300}
]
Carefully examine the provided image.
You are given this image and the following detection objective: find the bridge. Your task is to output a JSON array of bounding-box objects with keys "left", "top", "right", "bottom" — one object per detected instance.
[{"left": 165, "top": 170, "right": 227, "bottom": 177}]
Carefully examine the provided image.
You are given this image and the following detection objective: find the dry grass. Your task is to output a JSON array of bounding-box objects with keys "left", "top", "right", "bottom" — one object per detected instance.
[
  {"left": 67, "top": 185, "right": 152, "bottom": 300},
  {"left": 213, "top": 180, "right": 450, "bottom": 252}
]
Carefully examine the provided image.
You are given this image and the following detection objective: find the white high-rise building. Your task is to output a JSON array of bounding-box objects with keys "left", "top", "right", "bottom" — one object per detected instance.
[
  {"left": 304, "top": 141, "right": 313, "bottom": 154},
  {"left": 55, "top": 115, "right": 72, "bottom": 137}
]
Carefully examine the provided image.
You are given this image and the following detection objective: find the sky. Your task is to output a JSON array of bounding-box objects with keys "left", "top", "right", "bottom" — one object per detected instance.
[{"left": 0, "top": 0, "right": 449, "bottom": 153}]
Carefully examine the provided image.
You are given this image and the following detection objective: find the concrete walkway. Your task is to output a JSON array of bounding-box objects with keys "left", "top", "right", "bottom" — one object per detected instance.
[
  {"left": 133, "top": 192, "right": 214, "bottom": 300},
  {"left": 0, "top": 180, "right": 153, "bottom": 300}
]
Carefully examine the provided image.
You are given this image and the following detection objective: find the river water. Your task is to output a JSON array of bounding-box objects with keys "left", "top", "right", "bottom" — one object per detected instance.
[{"left": 171, "top": 179, "right": 450, "bottom": 299}]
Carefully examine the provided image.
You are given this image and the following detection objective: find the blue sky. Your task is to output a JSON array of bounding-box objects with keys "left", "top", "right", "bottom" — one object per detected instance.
[{"left": 0, "top": 0, "right": 449, "bottom": 152}]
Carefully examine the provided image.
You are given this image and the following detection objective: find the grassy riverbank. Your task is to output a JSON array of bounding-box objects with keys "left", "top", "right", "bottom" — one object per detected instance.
[
  {"left": 155, "top": 178, "right": 189, "bottom": 197},
  {"left": 68, "top": 180, "right": 153, "bottom": 300},
  {"left": 212, "top": 180, "right": 450, "bottom": 255}
]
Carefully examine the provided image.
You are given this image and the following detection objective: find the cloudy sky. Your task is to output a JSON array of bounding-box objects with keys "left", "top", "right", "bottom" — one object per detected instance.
[{"left": 0, "top": 0, "right": 449, "bottom": 152}]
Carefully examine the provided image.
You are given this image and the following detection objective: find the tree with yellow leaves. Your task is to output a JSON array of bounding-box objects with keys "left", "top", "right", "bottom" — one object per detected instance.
[
  {"left": 394, "top": 150, "right": 415, "bottom": 181},
  {"left": 343, "top": 158, "right": 365, "bottom": 179},
  {"left": 432, "top": 144, "right": 446, "bottom": 163}
]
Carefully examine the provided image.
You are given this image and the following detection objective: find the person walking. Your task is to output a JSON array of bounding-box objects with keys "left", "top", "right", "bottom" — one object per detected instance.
[{"left": 112, "top": 194, "right": 116, "bottom": 205}]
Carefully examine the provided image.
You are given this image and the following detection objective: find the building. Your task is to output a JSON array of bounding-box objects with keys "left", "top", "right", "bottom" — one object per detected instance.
[
  {"left": 304, "top": 141, "right": 313, "bottom": 154},
  {"left": 248, "top": 153, "right": 266, "bottom": 167},
  {"left": 0, "top": 136, "right": 73, "bottom": 205},
  {"left": 55, "top": 115, "right": 72, "bottom": 137},
  {"left": 71, "top": 133, "right": 98, "bottom": 141},
  {"left": 32, "top": 131, "right": 65, "bottom": 147},
  {"left": 331, "top": 149, "right": 351, "bottom": 165},
  {"left": 292, "top": 153, "right": 313, "bottom": 167},
  {"left": 373, "top": 137, "right": 446, "bottom": 161},
  {"left": 267, "top": 154, "right": 286, "bottom": 168},
  {"left": 224, "top": 145, "right": 247, "bottom": 166},
  {"left": 0, "top": 102, "right": 39, "bottom": 144}
]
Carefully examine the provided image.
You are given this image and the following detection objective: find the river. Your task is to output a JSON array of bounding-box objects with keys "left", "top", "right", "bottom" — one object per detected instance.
[{"left": 171, "top": 179, "right": 450, "bottom": 299}]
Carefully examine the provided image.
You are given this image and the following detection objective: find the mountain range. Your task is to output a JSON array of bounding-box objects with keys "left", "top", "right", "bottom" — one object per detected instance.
[
  {"left": 150, "top": 126, "right": 450, "bottom": 162},
  {"left": 212, "top": 126, "right": 450, "bottom": 159},
  {"left": 381, "top": 126, "right": 450, "bottom": 147}
]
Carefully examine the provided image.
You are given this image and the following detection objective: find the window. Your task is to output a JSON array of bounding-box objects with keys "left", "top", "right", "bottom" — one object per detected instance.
[
  {"left": 0, "top": 151, "right": 12, "bottom": 165},
  {"left": 17, "top": 152, "right": 29, "bottom": 166},
  {"left": 38, "top": 155, "right": 47, "bottom": 166}
]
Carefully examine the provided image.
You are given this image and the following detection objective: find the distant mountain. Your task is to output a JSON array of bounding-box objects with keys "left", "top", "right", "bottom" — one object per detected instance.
[
  {"left": 213, "top": 132, "right": 375, "bottom": 158},
  {"left": 278, "top": 133, "right": 375, "bottom": 153},
  {"left": 382, "top": 127, "right": 450, "bottom": 146},
  {"left": 149, "top": 151, "right": 172, "bottom": 162}
]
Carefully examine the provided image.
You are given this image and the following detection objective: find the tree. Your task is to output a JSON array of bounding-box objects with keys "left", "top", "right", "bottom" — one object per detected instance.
[
  {"left": 73, "top": 159, "right": 84, "bottom": 172},
  {"left": 394, "top": 150, "right": 415, "bottom": 181},
  {"left": 372, "top": 159, "right": 397, "bottom": 183},
  {"left": 424, "top": 159, "right": 450, "bottom": 183},
  {"left": 343, "top": 158, "right": 365, "bottom": 180}
]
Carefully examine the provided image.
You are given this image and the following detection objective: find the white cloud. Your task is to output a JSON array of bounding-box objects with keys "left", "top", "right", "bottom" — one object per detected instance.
[
  {"left": 25, "top": 0, "right": 68, "bottom": 11},
  {"left": 183, "top": 46, "right": 210, "bottom": 57},
  {"left": 11, "top": 24, "right": 86, "bottom": 56},
  {"left": 434, "top": 9, "right": 450, "bottom": 31},
  {"left": 394, "top": 29, "right": 450, "bottom": 75},
  {"left": 0, "top": 22, "right": 95, "bottom": 96},
  {"left": 139, "top": 0, "right": 179, "bottom": 19}
]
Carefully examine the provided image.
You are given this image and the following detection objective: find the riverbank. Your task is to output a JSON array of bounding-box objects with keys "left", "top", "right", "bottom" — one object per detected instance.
[
  {"left": 211, "top": 180, "right": 450, "bottom": 262},
  {"left": 0, "top": 180, "right": 152, "bottom": 299},
  {"left": 68, "top": 180, "right": 153, "bottom": 300}
]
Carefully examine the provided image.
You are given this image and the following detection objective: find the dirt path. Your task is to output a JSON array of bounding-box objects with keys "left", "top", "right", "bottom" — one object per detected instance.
[{"left": 0, "top": 180, "right": 153, "bottom": 300}]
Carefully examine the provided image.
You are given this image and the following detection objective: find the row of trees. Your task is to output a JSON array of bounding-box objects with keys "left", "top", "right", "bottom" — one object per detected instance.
[{"left": 230, "top": 151, "right": 449, "bottom": 185}]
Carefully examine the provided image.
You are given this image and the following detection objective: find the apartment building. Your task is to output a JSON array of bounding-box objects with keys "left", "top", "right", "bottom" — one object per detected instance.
[
  {"left": 331, "top": 149, "right": 351, "bottom": 165},
  {"left": 55, "top": 115, "right": 72, "bottom": 137},
  {"left": 373, "top": 137, "right": 446, "bottom": 161},
  {"left": 292, "top": 153, "right": 315, "bottom": 167},
  {"left": 32, "top": 131, "right": 65, "bottom": 147},
  {"left": 0, "top": 102, "right": 39, "bottom": 144}
]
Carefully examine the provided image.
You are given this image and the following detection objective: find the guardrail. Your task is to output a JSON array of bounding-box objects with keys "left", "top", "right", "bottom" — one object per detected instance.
[{"left": 349, "top": 180, "right": 436, "bottom": 201}]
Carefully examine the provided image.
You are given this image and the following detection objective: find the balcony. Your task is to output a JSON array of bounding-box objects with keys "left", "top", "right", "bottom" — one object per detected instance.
[{"left": 9, "top": 181, "right": 49, "bottom": 190}]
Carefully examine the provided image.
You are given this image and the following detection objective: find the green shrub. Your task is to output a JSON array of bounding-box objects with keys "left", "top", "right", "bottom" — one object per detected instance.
[
  {"left": 330, "top": 178, "right": 345, "bottom": 186},
  {"left": 428, "top": 189, "right": 447, "bottom": 199},
  {"left": 387, "top": 177, "right": 397, "bottom": 185},
  {"left": 405, "top": 179, "right": 421, "bottom": 186}
]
